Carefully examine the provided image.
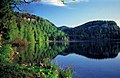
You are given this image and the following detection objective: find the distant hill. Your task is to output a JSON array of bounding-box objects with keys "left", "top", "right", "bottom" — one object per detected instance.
[
  {"left": 57, "top": 26, "right": 70, "bottom": 30},
  {"left": 58, "top": 21, "right": 120, "bottom": 40}
]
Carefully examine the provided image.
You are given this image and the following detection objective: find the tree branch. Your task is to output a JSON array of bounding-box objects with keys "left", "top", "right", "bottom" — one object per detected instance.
[
  {"left": 12, "top": 0, "right": 42, "bottom": 12},
  {"left": 13, "top": 3, "right": 23, "bottom": 12},
  {"left": 23, "top": 0, "right": 31, "bottom": 4}
]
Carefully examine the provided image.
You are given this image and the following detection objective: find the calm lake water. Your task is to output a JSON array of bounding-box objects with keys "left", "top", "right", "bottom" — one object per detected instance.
[
  {"left": 52, "top": 41, "right": 120, "bottom": 78},
  {"left": 13, "top": 41, "right": 120, "bottom": 78}
]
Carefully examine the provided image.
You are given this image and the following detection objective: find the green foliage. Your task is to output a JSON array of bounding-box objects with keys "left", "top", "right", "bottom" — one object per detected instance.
[
  {"left": 0, "top": 1, "right": 69, "bottom": 77},
  {"left": 1, "top": 0, "right": 68, "bottom": 43},
  {"left": 0, "top": 43, "right": 71, "bottom": 78},
  {"left": 8, "top": 16, "right": 19, "bottom": 42},
  {"left": 2, "top": 12, "right": 68, "bottom": 43},
  {"left": 0, "top": 45, "right": 12, "bottom": 63},
  {"left": 58, "top": 66, "right": 72, "bottom": 78}
]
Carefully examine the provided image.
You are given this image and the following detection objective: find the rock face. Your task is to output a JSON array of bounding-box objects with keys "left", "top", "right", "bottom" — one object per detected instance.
[{"left": 58, "top": 20, "right": 120, "bottom": 40}]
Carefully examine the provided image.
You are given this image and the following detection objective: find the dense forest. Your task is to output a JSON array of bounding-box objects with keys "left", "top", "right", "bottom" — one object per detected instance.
[
  {"left": 1, "top": 12, "right": 68, "bottom": 44},
  {"left": 0, "top": 0, "right": 69, "bottom": 44},
  {"left": 59, "top": 21, "right": 120, "bottom": 40}
]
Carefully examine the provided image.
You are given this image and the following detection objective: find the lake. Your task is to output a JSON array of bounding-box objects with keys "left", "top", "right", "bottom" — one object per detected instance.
[
  {"left": 52, "top": 41, "right": 120, "bottom": 78},
  {"left": 13, "top": 41, "right": 120, "bottom": 78}
]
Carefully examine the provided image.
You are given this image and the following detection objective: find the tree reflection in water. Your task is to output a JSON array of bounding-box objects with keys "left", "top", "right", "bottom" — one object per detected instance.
[
  {"left": 59, "top": 41, "right": 120, "bottom": 59},
  {"left": 13, "top": 42, "right": 68, "bottom": 66},
  {"left": 13, "top": 41, "right": 120, "bottom": 67}
]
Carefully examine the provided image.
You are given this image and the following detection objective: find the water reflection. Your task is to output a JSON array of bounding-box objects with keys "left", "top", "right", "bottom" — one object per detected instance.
[
  {"left": 13, "top": 42, "right": 68, "bottom": 65},
  {"left": 52, "top": 41, "right": 120, "bottom": 78},
  {"left": 60, "top": 41, "right": 120, "bottom": 59},
  {"left": 11, "top": 41, "right": 120, "bottom": 78},
  {"left": 13, "top": 41, "right": 120, "bottom": 66}
]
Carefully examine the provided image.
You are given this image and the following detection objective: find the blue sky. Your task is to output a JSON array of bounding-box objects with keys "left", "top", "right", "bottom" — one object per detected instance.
[{"left": 18, "top": 0, "right": 120, "bottom": 27}]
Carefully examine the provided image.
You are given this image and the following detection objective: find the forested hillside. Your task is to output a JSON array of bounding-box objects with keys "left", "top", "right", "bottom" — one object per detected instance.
[
  {"left": 1, "top": 12, "right": 68, "bottom": 44},
  {"left": 59, "top": 21, "right": 120, "bottom": 40}
]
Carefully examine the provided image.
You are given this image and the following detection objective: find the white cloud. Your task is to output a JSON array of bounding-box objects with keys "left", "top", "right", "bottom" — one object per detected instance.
[
  {"left": 64, "top": 0, "right": 89, "bottom": 3},
  {"left": 41, "top": 0, "right": 65, "bottom": 6},
  {"left": 41, "top": 0, "right": 89, "bottom": 6}
]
